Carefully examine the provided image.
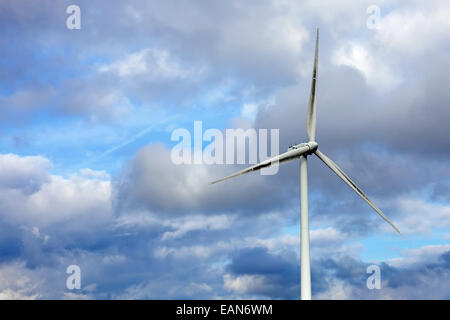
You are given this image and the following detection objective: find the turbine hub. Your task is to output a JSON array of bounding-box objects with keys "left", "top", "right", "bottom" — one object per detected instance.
[{"left": 306, "top": 141, "right": 318, "bottom": 152}]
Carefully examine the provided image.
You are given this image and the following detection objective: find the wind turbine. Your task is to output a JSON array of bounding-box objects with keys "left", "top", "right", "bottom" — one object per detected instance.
[{"left": 211, "top": 28, "right": 400, "bottom": 300}]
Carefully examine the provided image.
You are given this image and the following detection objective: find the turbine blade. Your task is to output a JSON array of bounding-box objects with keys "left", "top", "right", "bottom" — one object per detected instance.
[
  {"left": 306, "top": 28, "right": 319, "bottom": 141},
  {"left": 211, "top": 145, "right": 311, "bottom": 184},
  {"left": 314, "top": 149, "right": 400, "bottom": 234}
]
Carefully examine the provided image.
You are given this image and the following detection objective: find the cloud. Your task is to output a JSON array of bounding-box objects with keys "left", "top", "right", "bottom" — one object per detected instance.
[
  {"left": 0, "top": 154, "right": 112, "bottom": 230},
  {"left": 0, "top": 154, "right": 51, "bottom": 194},
  {"left": 0, "top": 153, "right": 291, "bottom": 299},
  {"left": 0, "top": 0, "right": 312, "bottom": 125},
  {"left": 78, "top": 168, "right": 111, "bottom": 180},
  {"left": 99, "top": 48, "right": 198, "bottom": 80},
  {"left": 333, "top": 42, "right": 401, "bottom": 89},
  {"left": 114, "top": 143, "right": 297, "bottom": 216},
  {"left": 223, "top": 243, "right": 450, "bottom": 299},
  {"left": 387, "top": 244, "right": 450, "bottom": 268},
  {"left": 224, "top": 247, "right": 299, "bottom": 299},
  {"left": 375, "top": 0, "right": 450, "bottom": 57},
  {"left": 223, "top": 274, "right": 268, "bottom": 295},
  {"left": 0, "top": 262, "right": 40, "bottom": 300},
  {"left": 393, "top": 198, "right": 450, "bottom": 234},
  {"left": 160, "top": 215, "right": 233, "bottom": 241},
  {"left": 0, "top": 87, "right": 57, "bottom": 125}
]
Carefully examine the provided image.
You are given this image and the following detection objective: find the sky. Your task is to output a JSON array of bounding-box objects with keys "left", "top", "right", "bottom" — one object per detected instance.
[{"left": 0, "top": 0, "right": 449, "bottom": 299}]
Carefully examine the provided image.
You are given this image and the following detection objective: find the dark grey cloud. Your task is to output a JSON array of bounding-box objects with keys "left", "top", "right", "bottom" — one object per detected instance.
[
  {"left": 114, "top": 143, "right": 298, "bottom": 216},
  {"left": 224, "top": 245, "right": 450, "bottom": 299},
  {"left": 226, "top": 247, "right": 299, "bottom": 299}
]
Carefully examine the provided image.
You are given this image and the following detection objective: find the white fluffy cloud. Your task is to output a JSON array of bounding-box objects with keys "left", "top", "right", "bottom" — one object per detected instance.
[
  {"left": 333, "top": 42, "right": 401, "bottom": 89},
  {"left": 0, "top": 154, "right": 112, "bottom": 228},
  {"left": 0, "top": 154, "right": 51, "bottom": 192},
  {"left": 0, "top": 262, "right": 40, "bottom": 300},
  {"left": 375, "top": 0, "right": 450, "bottom": 56},
  {"left": 223, "top": 273, "right": 267, "bottom": 295},
  {"left": 388, "top": 244, "right": 450, "bottom": 268},
  {"left": 394, "top": 197, "right": 450, "bottom": 235},
  {"left": 99, "top": 48, "right": 203, "bottom": 80}
]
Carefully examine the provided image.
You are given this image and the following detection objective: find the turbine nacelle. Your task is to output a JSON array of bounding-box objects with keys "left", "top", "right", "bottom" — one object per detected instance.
[{"left": 288, "top": 141, "right": 318, "bottom": 155}]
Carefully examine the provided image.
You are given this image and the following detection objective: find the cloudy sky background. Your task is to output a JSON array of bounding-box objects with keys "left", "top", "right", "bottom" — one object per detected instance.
[{"left": 0, "top": 0, "right": 449, "bottom": 299}]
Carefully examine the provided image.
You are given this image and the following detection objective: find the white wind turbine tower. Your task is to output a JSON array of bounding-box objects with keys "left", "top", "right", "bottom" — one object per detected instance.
[{"left": 211, "top": 28, "right": 400, "bottom": 300}]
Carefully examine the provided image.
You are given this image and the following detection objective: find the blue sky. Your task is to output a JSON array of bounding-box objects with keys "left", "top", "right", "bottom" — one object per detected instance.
[{"left": 0, "top": 0, "right": 449, "bottom": 299}]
